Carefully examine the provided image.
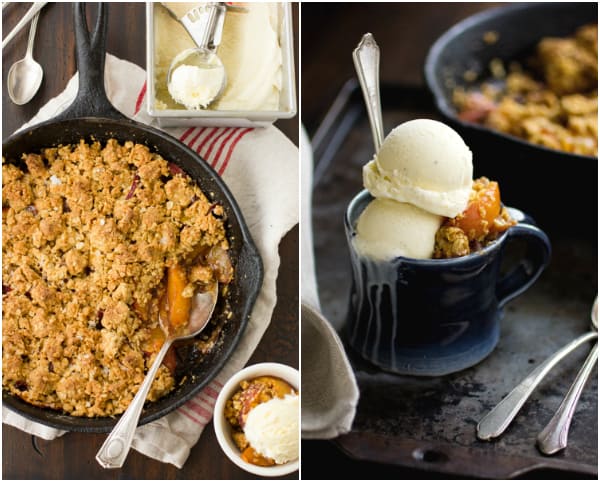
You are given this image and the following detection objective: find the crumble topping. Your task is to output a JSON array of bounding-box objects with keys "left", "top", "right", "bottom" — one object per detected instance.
[{"left": 3, "top": 139, "right": 232, "bottom": 417}]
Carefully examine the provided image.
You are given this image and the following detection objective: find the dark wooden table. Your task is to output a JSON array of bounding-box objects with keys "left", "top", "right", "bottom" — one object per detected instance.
[
  {"left": 2, "top": 2, "right": 298, "bottom": 479},
  {"left": 301, "top": 3, "right": 596, "bottom": 480}
]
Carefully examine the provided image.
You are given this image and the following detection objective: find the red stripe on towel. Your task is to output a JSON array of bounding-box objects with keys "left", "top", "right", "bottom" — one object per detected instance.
[
  {"left": 197, "top": 394, "right": 216, "bottom": 408},
  {"left": 186, "top": 128, "right": 206, "bottom": 150},
  {"left": 218, "top": 128, "right": 253, "bottom": 176},
  {"left": 195, "top": 127, "right": 220, "bottom": 156},
  {"left": 134, "top": 82, "right": 147, "bottom": 115},
  {"left": 179, "top": 406, "right": 204, "bottom": 425},
  {"left": 186, "top": 399, "right": 212, "bottom": 421},
  {"left": 212, "top": 128, "right": 240, "bottom": 172},
  {"left": 179, "top": 127, "right": 196, "bottom": 143},
  {"left": 203, "top": 386, "right": 220, "bottom": 400},
  {"left": 205, "top": 128, "right": 234, "bottom": 167}
]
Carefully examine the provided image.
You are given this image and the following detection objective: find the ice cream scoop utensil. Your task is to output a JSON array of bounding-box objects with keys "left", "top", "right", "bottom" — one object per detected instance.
[
  {"left": 7, "top": 11, "right": 43, "bottom": 105},
  {"left": 179, "top": 2, "right": 225, "bottom": 51},
  {"left": 96, "top": 283, "right": 219, "bottom": 469},
  {"left": 353, "top": 33, "right": 384, "bottom": 153},
  {"left": 477, "top": 296, "right": 598, "bottom": 441},
  {"left": 164, "top": 2, "right": 228, "bottom": 107},
  {"left": 536, "top": 298, "right": 598, "bottom": 455},
  {"left": 162, "top": 2, "right": 244, "bottom": 49}
]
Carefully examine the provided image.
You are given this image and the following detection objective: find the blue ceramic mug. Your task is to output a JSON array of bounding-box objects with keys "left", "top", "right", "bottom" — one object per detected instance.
[{"left": 344, "top": 190, "right": 551, "bottom": 376}]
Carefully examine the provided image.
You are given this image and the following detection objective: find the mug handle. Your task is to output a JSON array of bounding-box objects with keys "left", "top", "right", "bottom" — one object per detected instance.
[{"left": 496, "top": 212, "right": 551, "bottom": 309}]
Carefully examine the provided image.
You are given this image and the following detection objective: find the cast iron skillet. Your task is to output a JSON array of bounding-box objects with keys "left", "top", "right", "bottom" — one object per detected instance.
[
  {"left": 424, "top": 2, "right": 597, "bottom": 235},
  {"left": 2, "top": 4, "right": 263, "bottom": 432},
  {"left": 425, "top": 2, "right": 597, "bottom": 162}
]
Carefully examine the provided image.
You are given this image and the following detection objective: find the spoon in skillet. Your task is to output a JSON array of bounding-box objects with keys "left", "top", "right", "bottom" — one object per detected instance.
[
  {"left": 96, "top": 280, "right": 219, "bottom": 469},
  {"left": 477, "top": 296, "right": 598, "bottom": 441}
]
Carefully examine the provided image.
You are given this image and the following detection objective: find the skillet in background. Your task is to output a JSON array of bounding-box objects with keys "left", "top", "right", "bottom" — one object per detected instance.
[{"left": 425, "top": 2, "right": 597, "bottom": 236}]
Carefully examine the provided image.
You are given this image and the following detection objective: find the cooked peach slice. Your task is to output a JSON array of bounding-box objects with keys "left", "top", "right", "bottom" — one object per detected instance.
[
  {"left": 453, "top": 178, "right": 501, "bottom": 240},
  {"left": 167, "top": 265, "right": 192, "bottom": 329},
  {"left": 241, "top": 446, "right": 275, "bottom": 467}
]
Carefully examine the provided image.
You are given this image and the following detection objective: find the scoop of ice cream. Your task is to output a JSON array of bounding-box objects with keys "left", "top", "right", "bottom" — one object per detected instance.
[
  {"left": 363, "top": 119, "right": 473, "bottom": 217},
  {"left": 244, "top": 394, "right": 299, "bottom": 465},
  {"left": 167, "top": 62, "right": 225, "bottom": 110},
  {"left": 354, "top": 198, "right": 442, "bottom": 260}
]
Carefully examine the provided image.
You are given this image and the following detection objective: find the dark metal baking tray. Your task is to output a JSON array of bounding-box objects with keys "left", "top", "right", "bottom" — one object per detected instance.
[{"left": 308, "top": 80, "right": 598, "bottom": 479}]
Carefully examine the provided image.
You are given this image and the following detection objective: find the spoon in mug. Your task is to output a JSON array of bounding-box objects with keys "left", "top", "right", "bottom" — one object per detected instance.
[
  {"left": 96, "top": 281, "right": 219, "bottom": 469},
  {"left": 536, "top": 298, "right": 598, "bottom": 454},
  {"left": 477, "top": 296, "right": 598, "bottom": 441},
  {"left": 353, "top": 33, "right": 385, "bottom": 153},
  {"left": 7, "top": 11, "right": 43, "bottom": 105}
]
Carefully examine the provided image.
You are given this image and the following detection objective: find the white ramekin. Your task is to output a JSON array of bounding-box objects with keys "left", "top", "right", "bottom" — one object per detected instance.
[{"left": 213, "top": 362, "right": 300, "bottom": 477}]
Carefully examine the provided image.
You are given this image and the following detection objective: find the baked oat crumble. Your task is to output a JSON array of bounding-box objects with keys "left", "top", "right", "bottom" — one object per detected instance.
[
  {"left": 3, "top": 139, "right": 232, "bottom": 417},
  {"left": 434, "top": 177, "right": 516, "bottom": 258},
  {"left": 454, "top": 24, "right": 598, "bottom": 156}
]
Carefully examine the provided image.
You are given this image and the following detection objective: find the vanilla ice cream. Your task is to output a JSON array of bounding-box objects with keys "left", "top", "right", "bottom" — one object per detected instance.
[
  {"left": 354, "top": 198, "right": 442, "bottom": 260},
  {"left": 244, "top": 394, "right": 299, "bottom": 465},
  {"left": 363, "top": 119, "right": 473, "bottom": 218},
  {"left": 168, "top": 62, "right": 225, "bottom": 109},
  {"left": 155, "top": 3, "right": 282, "bottom": 111}
]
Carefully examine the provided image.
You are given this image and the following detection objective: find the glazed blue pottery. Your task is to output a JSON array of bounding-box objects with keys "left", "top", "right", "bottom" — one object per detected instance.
[{"left": 344, "top": 190, "right": 551, "bottom": 376}]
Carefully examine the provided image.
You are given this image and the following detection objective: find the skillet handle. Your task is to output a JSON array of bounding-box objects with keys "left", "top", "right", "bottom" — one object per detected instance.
[{"left": 56, "top": 3, "right": 125, "bottom": 121}]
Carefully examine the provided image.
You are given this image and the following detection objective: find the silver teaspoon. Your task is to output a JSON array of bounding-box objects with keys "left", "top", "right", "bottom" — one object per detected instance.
[
  {"left": 477, "top": 296, "right": 598, "bottom": 441},
  {"left": 353, "top": 33, "right": 385, "bottom": 154},
  {"left": 7, "top": 11, "right": 43, "bottom": 105},
  {"left": 96, "top": 282, "right": 219, "bottom": 469},
  {"left": 536, "top": 298, "right": 598, "bottom": 455}
]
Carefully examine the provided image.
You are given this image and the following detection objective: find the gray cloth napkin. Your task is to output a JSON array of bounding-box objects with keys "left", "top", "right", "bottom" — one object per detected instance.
[{"left": 300, "top": 125, "right": 359, "bottom": 439}]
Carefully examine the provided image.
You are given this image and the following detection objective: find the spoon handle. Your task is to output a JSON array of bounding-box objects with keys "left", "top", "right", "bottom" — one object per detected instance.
[
  {"left": 537, "top": 343, "right": 598, "bottom": 455},
  {"left": 1, "top": 2, "right": 46, "bottom": 49},
  {"left": 25, "top": 11, "right": 40, "bottom": 58},
  {"left": 96, "top": 339, "right": 172, "bottom": 469},
  {"left": 353, "top": 33, "right": 385, "bottom": 153},
  {"left": 477, "top": 330, "right": 597, "bottom": 440}
]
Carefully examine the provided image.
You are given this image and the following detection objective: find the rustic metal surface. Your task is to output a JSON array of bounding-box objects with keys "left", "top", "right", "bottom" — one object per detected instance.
[{"left": 311, "top": 84, "right": 598, "bottom": 478}]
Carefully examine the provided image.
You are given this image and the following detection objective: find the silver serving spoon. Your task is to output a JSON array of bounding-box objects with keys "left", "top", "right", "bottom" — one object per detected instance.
[
  {"left": 477, "top": 296, "right": 598, "bottom": 441},
  {"left": 96, "top": 282, "right": 219, "bottom": 469},
  {"left": 537, "top": 298, "right": 598, "bottom": 455},
  {"left": 7, "top": 11, "right": 43, "bottom": 105},
  {"left": 353, "top": 33, "right": 385, "bottom": 153}
]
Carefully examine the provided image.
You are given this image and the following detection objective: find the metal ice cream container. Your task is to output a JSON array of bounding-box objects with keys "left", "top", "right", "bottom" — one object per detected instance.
[{"left": 146, "top": 2, "right": 297, "bottom": 127}]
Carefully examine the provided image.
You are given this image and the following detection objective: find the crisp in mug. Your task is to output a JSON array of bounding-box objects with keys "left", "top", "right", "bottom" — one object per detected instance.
[{"left": 344, "top": 190, "right": 551, "bottom": 376}]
